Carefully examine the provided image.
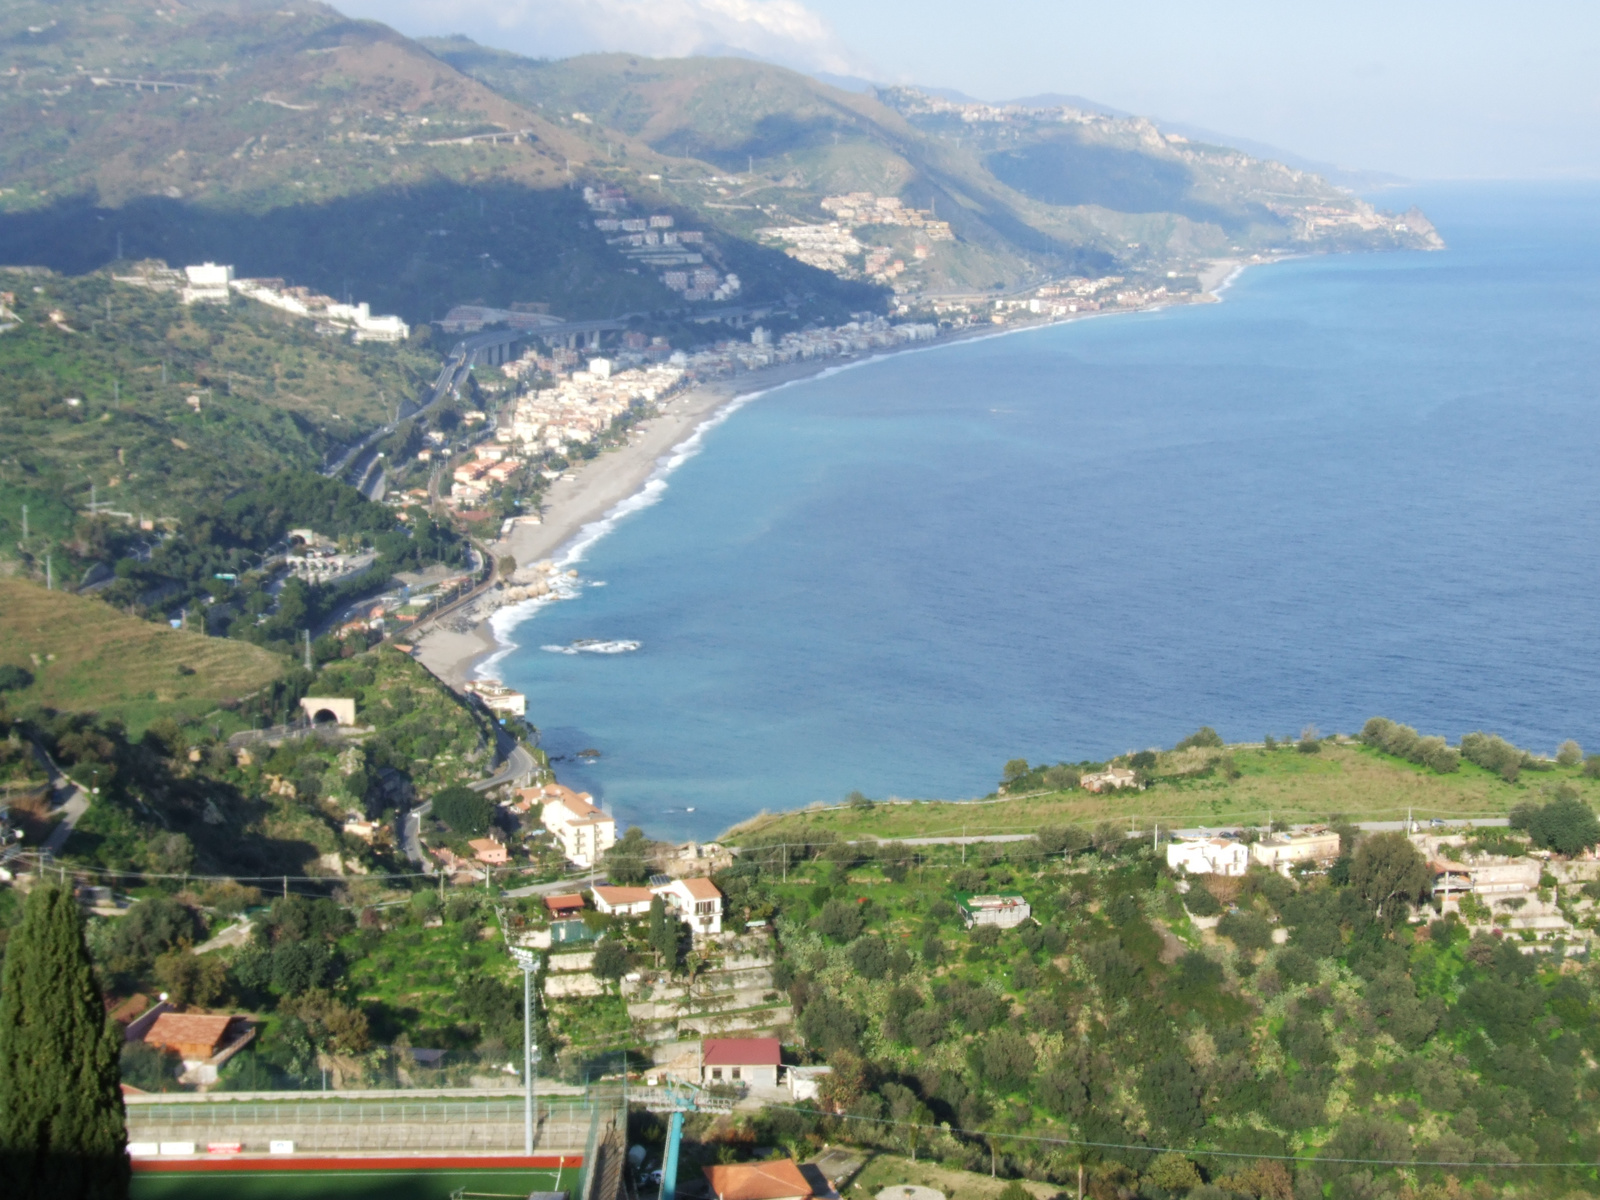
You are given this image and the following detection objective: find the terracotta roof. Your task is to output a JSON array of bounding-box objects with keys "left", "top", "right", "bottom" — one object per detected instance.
[
  {"left": 144, "top": 1013, "right": 237, "bottom": 1054},
  {"left": 545, "top": 893, "right": 586, "bottom": 913},
  {"left": 593, "top": 886, "right": 654, "bottom": 906},
  {"left": 678, "top": 877, "right": 722, "bottom": 901},
  {"left": 702, "top": 1037, "right": 781, "bottom": 1067},
  {"left": 705, "top": 1160, "right": 812, "bottom": 1200},
  {"left": 548, "top": 788, "right": 605, "bottom": 819}
]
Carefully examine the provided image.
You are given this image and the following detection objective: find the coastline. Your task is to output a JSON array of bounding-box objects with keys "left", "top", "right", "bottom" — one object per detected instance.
[{"left": 412, "top": 258, "right": 1253, "bottom": 690}]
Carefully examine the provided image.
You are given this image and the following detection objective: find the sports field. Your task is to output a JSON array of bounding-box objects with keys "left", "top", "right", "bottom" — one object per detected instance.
[{"left": 131, "top": 1160, "right": 572, "bottom": 1200}]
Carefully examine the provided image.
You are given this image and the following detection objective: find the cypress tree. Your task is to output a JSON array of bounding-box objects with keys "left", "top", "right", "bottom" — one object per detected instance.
[{"left": 0, "top": 884, "right": 129, "bottom": 1200}]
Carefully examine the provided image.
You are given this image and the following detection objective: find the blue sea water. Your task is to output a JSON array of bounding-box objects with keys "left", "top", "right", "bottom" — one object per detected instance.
[{"left": 494, "top": 184, "right": 1600, "bottom": 841}]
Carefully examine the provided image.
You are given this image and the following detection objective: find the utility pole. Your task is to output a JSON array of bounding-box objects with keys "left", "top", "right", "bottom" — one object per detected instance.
[
  {"left": 20, "top": 504, "right": 26, "bottom": 542},
  {"left": 45, "top": 554, "right": 52, "bottom": 590},
  {"left": 303, "top": 629, "right": 312, "bottom": 671}
]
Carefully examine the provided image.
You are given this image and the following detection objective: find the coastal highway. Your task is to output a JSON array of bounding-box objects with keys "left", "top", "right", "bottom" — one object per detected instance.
[
  {"left": 322, "top": 341, "right": 472, "bottom": 493},
  {"left": 471, "top": 733, "right": 537, "bottom": 793},
  {"left": 730, "top": 815, "right": 1514, "bottom": 854}
]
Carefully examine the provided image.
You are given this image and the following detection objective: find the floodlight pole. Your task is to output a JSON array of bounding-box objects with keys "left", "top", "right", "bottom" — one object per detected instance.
[{"left": 512, "top": 947, "right": 540, "bottom": 1156}]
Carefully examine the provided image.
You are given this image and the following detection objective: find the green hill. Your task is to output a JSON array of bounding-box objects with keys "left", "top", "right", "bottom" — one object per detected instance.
[
  {"left": 0, "top": 0, "right": 876, "bottom": 322},
  {"left": 0, "top": 576, "right": 284, "bottom": 732},
  {"left": 428, "top": 46, "right": 1443, "bottom": 295},
  {"left": 0, "top": 263, "right": 434, "bottom": 541}
]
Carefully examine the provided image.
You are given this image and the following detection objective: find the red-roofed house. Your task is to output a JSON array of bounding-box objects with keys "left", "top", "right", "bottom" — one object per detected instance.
[
  {"left": 700, "top": 1037, "right": 781, "bottom": 1088},
  {"left": 142, "top": 1012, "right": 255, "bottom": 1083},
  {"left": 544, "top": 893, "right": 586, "bottom": 919},
  {"left": 704, "top": 1159, "right": 812, "bottom": 1200},
  {"left": 469, "top": 837, "right": 509, "bottom": 865},
  {"left": 653, "top": 876, "right": 723, "bottom": 935},
  {"left": 591, "top": 885, "right": 655, "bottom": 917},
  {"left": 144, "top": 1013, "right": 239, "bottom": 1062}
]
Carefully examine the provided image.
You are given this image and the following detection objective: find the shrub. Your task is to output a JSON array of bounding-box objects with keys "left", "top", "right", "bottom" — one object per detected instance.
[
  {"left": 593, "top": 939, "right": 629, "bottom": 982},
  {"left": 432, "top": 785, "right": 492, "bottom": 836},
  {"left": 815, "top": 899, "right": 864, "bottom": 943},
  {"left": 1558, "top": 740, "right": 1584, "bottom": 767},
  {"left": 1359, "top": 717, "right": 1460, "bottom": 773},
  {"left": 973, "top": 1028, "right": 1036, "bottom": 1092},
  {"left": 1176, "top": 726, "right": 1224, "bottom": 750},
  {"left": 0, "top": 663, "right": 34, "bottom": 692},
  {"left": 1217, "top": 910, "right": 1273, "bottom": 953},
  {"left": 1183, "top": 885, "right": 1221, "bottom": 917},
  {"left": 1460, "top": 731, "right": 1532, "bottom": 782},
  {"left": 848, "top": 935, "right": 891, "bottom": 979}
]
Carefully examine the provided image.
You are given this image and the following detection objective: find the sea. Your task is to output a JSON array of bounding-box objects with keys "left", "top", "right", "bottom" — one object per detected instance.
[{"left": 488, "top": 183, "right": 1600, "bottom": 842}]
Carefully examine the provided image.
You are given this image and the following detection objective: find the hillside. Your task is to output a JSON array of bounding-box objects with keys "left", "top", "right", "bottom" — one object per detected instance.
[
  {"left": 0, "top": 576, "right": 284, "bottom": 731},
  {"left": 0, "top": 0, "right": 873, "bottom": 322},
  {"left": 0, "top": 263, "right": 435, "bottom": 544},
  {"left": 428, "top": 45, "right": 1442, "bottom": 296},
  {"left": 725, "top": 732, "right": 1600, "bottom": 846}
]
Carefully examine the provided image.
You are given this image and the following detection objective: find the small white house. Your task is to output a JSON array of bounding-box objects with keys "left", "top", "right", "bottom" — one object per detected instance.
[
  {"left": 787, "top": 1064, "right": 831, "bottom": 1101},
  {"left": 653, "top": 877, "right": 723, "bottom": 935},
  {"left": 959, "top": 894, "right": 1031, "bottom": 928},
  {"left": 701, "top": 1037, "right": 780, "bottom": 1088},
  {"left": 591, "top": 885, "right": 655, "bottom": 917},
  {"left": 1166, "top": 837, "right": 1250, "bottom": 877}
]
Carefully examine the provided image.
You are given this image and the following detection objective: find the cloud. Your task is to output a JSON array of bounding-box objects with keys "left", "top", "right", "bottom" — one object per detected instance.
[{"left": 338, "top": 0, "right": 873, "bottom": 75}]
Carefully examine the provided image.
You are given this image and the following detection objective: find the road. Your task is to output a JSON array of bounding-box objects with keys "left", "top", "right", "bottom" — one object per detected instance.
[
  {"left": 730, "top": 816, "right": 1515, "bottom": 853},
  {"left": 400, "top": 800, "right": 432, "bottom": 867},
  {"left": 470, "top": 734, "right": 537, "bottom": 793},
  {"left": 30, "top": 741, "right": 91, "bottom": 857},
  {"left": 322, "top": 343, "right": 470, "bottom": 488}
]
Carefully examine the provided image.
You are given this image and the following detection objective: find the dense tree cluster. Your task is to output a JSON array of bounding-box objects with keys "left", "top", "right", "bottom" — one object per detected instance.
[{"left": 1511, "top": 790, "right": 1600, "bottom": 856}]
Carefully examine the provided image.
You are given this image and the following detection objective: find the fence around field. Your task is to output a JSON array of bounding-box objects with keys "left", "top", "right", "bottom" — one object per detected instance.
[{"left": 126, "top": 1098, "right": 596, "bottom": 1156}]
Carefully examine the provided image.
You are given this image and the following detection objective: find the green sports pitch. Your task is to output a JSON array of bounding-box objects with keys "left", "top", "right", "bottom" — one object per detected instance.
[{"left": 131, "top": 1163, "right": 572, "bottom": 1200}]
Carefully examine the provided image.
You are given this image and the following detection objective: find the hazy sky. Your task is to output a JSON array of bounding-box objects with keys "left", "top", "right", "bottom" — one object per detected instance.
[{"left": 337, "top": 0, "right": 1600, "bottom": 179}]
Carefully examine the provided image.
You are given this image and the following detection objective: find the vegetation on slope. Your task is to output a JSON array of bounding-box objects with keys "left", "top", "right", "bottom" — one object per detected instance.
[
  {"left": 0, "top": 2, "right": 882, "bottom": 322},
  {"left": 0, "top": 577, "right": 282, "bottom": 733},
  {"left": 727, "top": 726, "right": 1600, "bottom": 845},
  {"left": 0, "top": 263, "right": 432, "bottom": 533},
  {"left": 692, "top": 830, "right": 1600, "bottom": 1200}
]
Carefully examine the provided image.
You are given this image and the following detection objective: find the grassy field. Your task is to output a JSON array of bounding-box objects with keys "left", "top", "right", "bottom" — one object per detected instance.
[
  {"left": 723, "top": 740, "right": 1595, "bottom": 844},
  {"left": 130, "top": 1162, "right": 571, "bottom": 1200},
  {"left": 0, "top": 577, "right": 284, "bottom": 733}
]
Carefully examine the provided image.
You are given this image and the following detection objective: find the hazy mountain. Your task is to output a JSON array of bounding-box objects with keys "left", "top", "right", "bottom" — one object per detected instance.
[{"left": 0, "top": 0, "right": 1436, "bottom": 318}]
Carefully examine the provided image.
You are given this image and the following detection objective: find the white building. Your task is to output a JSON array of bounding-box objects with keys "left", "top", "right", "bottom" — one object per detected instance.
[
  {"left": 464, "top": 680, "right": 527, "bottom": 718},
  {"left": 787, "top": 1064, "right": 831, "bottom": 1101},
  {"left": 652, "top": 877, "right": 723, "bottom": 935},
  {"left": 591, "top": 885, "right": 655, "bottom": 916},
  {"left": 539, "top": 787, "right": 617, "bottom": 869},
  {"left": 1166, "top": 837, "right": 1250, "bottom": 877},
  {"left": 1250, "top": 829, "right": 1342, "bottom": 876},
  {"left": 182, "top": 262, "right": 233, "bottom": 304},
  {"left": 958, "top": 894, "right": 1031, "bottom": 928}
]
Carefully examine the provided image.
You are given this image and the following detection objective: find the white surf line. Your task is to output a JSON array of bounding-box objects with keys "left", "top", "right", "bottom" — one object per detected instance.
[{"left": 473, "top": 282, "right": 1258, "bottom": 682}]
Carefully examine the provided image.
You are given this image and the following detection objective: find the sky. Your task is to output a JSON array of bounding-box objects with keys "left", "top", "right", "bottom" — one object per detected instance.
[{"left": 333, "top": 0, "right": 1600, "bottom": 179}]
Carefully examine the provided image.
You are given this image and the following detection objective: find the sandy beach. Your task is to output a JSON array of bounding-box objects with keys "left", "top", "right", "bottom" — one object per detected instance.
[
  {"left": 412, "top": 260, "right": 1256, "bottom": 688},
  {"left": 411, "top": 355, "right": 868, "bottom": 686}
]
